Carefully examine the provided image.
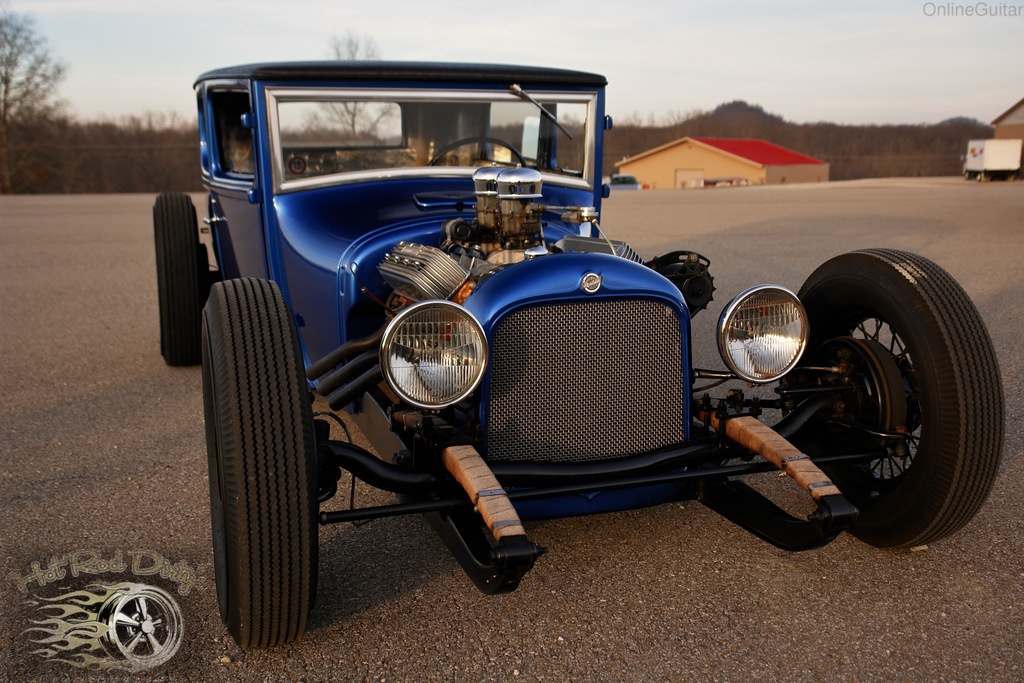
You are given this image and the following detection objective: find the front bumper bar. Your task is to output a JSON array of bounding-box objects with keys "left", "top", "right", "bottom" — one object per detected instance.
[{"left": 317, "top": 410, "right": 862, "bottom": 593}]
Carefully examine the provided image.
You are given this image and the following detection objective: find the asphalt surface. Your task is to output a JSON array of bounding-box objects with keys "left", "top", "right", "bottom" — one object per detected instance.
[{"left": 1, "top": 178, "right": 1022, "bottom": 682}]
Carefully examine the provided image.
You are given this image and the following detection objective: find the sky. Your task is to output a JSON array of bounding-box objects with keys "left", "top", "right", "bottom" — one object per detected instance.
[{"left": 10, "top": 0, "right": 1024, "bottom": 126}]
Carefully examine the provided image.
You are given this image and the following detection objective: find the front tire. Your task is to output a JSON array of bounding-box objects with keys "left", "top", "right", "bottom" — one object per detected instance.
[
  {"left": 202, "top": 278, "right": 318, "bottom": 648},
  {"left": 796, "top": 249, "right": 1003, "bottom": 548}
]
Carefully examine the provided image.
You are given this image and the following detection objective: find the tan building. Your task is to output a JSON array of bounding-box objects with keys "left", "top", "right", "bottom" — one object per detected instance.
[
  {"left": 615, "top": 137, "right": 829, "bottom": 189},
  {"left": 992, "top": 97, "right": 1024, "bottom": 140}
]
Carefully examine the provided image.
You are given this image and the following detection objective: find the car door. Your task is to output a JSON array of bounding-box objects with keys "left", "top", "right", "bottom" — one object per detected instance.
[{"left": 201, "top": 84, "right": 267, "bottom": 280}]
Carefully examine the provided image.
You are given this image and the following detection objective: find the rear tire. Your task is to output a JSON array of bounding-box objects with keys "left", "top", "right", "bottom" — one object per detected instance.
[
  {"left": 154, "top": 193, "right": 211, "bottom": 366},
  {"left": 796, "top": 249, "right": 1004, "bottom": 548},
  {"left": 202, "top": 278, "right": 318, "bottom": 648}
]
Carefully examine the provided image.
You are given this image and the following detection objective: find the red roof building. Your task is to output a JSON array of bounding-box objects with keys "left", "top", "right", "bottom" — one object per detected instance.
[{"left": 615, "top": 136, "right": 829, "bottom": 189}]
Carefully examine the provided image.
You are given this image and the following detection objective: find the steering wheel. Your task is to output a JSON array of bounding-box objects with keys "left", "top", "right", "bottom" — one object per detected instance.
[{"left": 428, "top": 136, "right": 526, "bottom": 167}]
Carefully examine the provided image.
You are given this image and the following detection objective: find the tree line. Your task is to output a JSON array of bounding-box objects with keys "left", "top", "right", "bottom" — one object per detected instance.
[
  {"left": 7, "top": 101, "right": 996, "bottom": 194},
  {"left": 6, "top": 113, "right": 201, "bottom": 193},
  {"left": 8, "top": 101, "right": 994, "bottom": 194}
]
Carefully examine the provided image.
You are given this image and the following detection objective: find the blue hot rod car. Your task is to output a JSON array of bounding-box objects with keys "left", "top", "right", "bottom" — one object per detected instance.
[{"left": 153, "top": 62, "right": 1004, "bottom": 648}]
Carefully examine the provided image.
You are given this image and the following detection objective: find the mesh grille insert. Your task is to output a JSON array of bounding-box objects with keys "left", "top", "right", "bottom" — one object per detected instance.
[{"left": 486, "top": 299, "right": 687, "bottom": 463}]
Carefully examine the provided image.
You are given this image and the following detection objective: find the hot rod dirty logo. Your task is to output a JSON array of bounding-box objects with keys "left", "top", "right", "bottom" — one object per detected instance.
[{"left": 8, "top": 549, "right": 196, "bottom": 672}]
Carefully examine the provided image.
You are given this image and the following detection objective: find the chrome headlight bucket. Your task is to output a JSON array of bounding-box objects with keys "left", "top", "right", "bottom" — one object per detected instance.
[
  {"left": 381, "top": 300, "right": 488, "bottom": 409},
  {"left": 717, "top": 285, "right": 809, "bottom": 383}
]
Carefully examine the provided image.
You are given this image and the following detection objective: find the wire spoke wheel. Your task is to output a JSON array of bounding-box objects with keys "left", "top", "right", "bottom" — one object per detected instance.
[
  {"left": 794, "top": 249, "right": 1003, "bottom": 548},
  {"left": 848, "top": 317, "right": 919, "bottom": 481}
]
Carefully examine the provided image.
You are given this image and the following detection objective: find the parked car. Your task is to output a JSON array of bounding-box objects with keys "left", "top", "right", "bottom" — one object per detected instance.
[
  {"left": 609, "top": 173, "right": 641, "bottom": 190},
  {"left": 153, "top": 61, "right": 1004, "bottom": 649}
]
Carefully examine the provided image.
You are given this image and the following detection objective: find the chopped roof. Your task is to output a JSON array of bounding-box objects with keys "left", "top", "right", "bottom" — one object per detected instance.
[
  {"left": 195, "top": 61, "right": 606, "bottom": 87},
  {"left": 692, "top": 138, "right": 826, "bottom": 166}
]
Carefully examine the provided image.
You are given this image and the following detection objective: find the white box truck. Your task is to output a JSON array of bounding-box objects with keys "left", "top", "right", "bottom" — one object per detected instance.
[{"left": 964, "top": 139, "right": 1022, "bottom": 180}]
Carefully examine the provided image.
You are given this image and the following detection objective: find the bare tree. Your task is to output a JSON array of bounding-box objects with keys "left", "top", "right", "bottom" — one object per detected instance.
[
  {"left": 309, "top": 33, "right": 394, "bottom": 141},
  {"left": 0, "top": 6, "right": 66, "bottom": 192},
  {"left": 328, "top": 33, "right": 379, "bottom": 61}
]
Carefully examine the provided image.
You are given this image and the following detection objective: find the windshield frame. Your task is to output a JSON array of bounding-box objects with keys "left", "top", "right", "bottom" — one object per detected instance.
[{"left": 265, "top": 86, "right": 598, "bottom": 194}]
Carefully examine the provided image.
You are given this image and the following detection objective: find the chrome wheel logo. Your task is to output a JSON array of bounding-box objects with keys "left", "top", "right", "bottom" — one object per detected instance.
[
  {"left": 11, "top": 549, "right": 194, "bottom": 673},
  {"left": 23, "top": 582, "right": 184, "bottom": 671},
  {"left": 582, "top": 272, "right": 602, "bottom": 293}
]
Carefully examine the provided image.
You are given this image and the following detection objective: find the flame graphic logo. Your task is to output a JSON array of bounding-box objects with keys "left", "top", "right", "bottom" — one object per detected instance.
[{"left": 23, "top": 582, "right": 183, "bottom": 671}]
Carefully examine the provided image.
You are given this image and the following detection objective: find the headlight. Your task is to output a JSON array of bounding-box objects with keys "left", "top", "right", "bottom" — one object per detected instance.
[
  {"left": 381, "top": 300, "right": 488, "bottom": 408},
  {"left": 717, "top": 285, "right": 809, "bottom": 383}
]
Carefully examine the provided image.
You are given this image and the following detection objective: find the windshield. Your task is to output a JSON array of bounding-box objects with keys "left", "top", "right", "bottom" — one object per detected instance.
[{"left": 267, "top": 87, "right": 596, "bottom": 193}]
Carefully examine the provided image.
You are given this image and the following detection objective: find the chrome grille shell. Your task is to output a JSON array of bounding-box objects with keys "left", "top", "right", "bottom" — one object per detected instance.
[{"left": 484, "top": 298, "right": 690, "bottom": 463}]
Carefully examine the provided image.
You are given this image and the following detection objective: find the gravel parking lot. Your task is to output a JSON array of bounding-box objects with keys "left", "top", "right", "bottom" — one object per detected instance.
[{"left": 1, "top": 178, "right": 1022, "bottom": 681}]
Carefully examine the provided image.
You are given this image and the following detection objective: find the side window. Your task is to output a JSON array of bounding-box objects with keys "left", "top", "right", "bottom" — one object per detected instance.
[{"left": 210, "top": 91, "right": 254, "bottom": 177}]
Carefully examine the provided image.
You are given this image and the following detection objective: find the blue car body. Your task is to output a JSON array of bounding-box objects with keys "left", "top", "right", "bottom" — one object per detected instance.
[{"left": 192, "top": 62, "right": 696, "bottom": 518}]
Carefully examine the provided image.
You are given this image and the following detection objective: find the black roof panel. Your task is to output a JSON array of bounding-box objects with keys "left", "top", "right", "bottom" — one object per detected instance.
[{"left": 195, "top": 61, "right": 607, "bottom": 88}]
